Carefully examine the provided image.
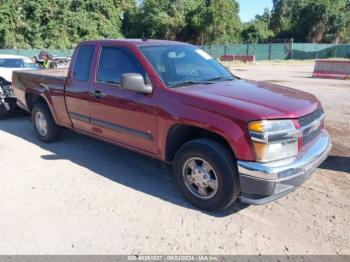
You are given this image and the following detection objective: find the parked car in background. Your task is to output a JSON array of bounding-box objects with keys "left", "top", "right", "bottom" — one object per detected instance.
[
  {"left": 12, "top": 39, "right": 331, "bottom": 211},
  {"left": 0, "top": 54, "right": 40, "bottom": 119},
  {"left": 33, "top": 51, "right": 71, "bottom": 69},
  {"left": 52, "top": 56, "right": 71, "bottom": 68}
]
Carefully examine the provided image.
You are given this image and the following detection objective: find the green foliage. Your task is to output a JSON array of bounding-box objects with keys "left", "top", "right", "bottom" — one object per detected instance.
[
  {"left": 123, "top": 0, "right": 242, "bottom": 44},
  {"left": 241, "top": 8, "right": 274, "bottom": 43},
  {"left": 186, "top": 0, "right": 242, "bottom": 44},
  {"left": 270, "top": 0, "right": 350, "bottom": 43},
  {"left": 343, "top": 0, "right": 350, "bottom": 42},
  {"left": 0, "top": 0, "right": 349, "bottom": 49},
  {"left": 0, "top": 0, "right": 132, "bottom": 48},
  {"left": 125, "top": 0, "right": 194, "bottom": 40}
]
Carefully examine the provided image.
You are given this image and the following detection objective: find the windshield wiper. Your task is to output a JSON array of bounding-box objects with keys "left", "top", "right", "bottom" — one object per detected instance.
[
  {"left": 168, "top": 80, "right": 213, "bottom": 88},
  {"left": 106, "top": 80, "right": 118, "bottom": 85},
  {"left": 206, "top": 76, "right": 234, "bottom": 82}
]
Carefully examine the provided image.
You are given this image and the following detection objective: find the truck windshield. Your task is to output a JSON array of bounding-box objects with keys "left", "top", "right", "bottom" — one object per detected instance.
[
  {"left": 0, "top": 58, "right": 39, "bottom": 69},
  {"left": 140, "top": 45, "right": 234, "bottom": 87}
]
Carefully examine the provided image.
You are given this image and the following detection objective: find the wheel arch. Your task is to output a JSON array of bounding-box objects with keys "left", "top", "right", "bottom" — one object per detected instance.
[
  {"left": 25, "top": 92, "right": 46, "bottom": 112},
  {"left": 164, "top": 124, "right": 236, "bottom": 162},
  {"left": 25, "top": 92, "right": 59, "bottom": 124}
]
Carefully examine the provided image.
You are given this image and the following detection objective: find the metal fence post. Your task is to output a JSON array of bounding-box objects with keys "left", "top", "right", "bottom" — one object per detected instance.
[
  {"left": 335, "top": 45, "right": 338, "bottom": 58},
  {"left": 315, "top": 47, "right": 318, "bottom": 59},
  {"left": 268, "top": 43, "right": 272, "bottom": 60}
]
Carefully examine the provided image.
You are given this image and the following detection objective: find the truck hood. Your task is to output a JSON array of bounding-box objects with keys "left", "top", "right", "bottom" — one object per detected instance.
[
  {"left": 0, "top": 68, "right": 34, "bottom": 82},
  {"left": 175, "top": 79, "right": 320, "bottom": 120}
]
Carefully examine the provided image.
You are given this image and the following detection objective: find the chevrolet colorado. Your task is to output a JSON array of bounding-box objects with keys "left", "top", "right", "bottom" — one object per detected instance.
[{"left": 12, "top": 39, "right": 331, "bottom": 211}]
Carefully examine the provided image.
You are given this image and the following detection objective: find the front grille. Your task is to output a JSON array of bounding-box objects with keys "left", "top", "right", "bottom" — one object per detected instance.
[
  {"left": 303, "top": 126, "right": 322, "bottom": 145},
  {"left": 298, "top": 107, "right": 324, "bottom": 146},
  {"left": 298, "top": 107, "right": 323, "bottom": 127}
]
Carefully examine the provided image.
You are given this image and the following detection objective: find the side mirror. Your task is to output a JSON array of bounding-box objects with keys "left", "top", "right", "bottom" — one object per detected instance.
[{"left": 120, "top": 73, "right": 153, "bottom": 94}]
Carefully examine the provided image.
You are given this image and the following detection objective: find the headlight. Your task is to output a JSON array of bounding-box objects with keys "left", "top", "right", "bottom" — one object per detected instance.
[{"left": 248, "top": 120, "right": 298, "bottom": 162}]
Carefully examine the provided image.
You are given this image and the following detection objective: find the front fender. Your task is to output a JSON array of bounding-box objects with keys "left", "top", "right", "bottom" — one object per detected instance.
[{"left": 158, "top": 101, "right": 255, "bottom": 162}]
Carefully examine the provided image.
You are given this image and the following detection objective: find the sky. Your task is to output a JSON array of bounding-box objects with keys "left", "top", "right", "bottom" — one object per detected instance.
[{"left": 236, "top": 0, "right": 273, "bottom": 22}]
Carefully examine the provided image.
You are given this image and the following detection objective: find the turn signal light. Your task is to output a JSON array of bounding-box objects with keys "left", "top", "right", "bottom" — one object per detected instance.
[{"left": 248, "top": 121, "right": 264, "bottom": 133}]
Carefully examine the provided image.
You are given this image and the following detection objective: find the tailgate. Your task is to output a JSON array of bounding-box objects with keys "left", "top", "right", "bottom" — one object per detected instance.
[{"left": 14, "top": 68, "right": 68, "bottom": 81}]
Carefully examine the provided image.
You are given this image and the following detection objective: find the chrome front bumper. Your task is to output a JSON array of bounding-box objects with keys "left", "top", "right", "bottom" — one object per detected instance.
[{"left": 237, "top": 130, "right": 331, "bottom": 205}]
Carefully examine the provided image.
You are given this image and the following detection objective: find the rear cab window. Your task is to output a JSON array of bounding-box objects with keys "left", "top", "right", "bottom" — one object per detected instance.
[{"left": 73, "top": 44, "right": 95, "bottom": 82}]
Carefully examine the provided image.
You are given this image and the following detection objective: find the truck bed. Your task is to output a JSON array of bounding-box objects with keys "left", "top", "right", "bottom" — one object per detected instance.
[{"left": 12, "top": 68, "right": 69, "bottom": 118}]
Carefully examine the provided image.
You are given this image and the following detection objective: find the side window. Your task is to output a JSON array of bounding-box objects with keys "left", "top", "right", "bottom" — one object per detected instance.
[
  {"left": 73, "top": 44, "right": 95, "bottom": 82},
  {"left": 97, "top": 46, "right": 145, "bottom": 85}
]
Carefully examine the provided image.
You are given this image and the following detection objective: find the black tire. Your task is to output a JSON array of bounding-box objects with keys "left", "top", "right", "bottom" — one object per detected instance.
[
  {"left": 173, "top": 138, "right": 240, "bottom": 212},
  {"left": 0, "top": 103, "right": 7, "bottom": 120},
  {"left": 31, "top": 102, "right": 62, "bottom": 142}
]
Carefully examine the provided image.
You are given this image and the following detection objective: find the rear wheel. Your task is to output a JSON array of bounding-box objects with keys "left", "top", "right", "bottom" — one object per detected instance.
[
  {"left": 32, "top": 102, "right": 62, "bottom": 142},
  {"left": 173, "top": 139, "right": 240, "bottom": 212}
]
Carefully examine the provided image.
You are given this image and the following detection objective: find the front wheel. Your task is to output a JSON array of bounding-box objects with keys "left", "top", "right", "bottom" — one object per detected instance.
[
  {"left": 173, "top": 139, "right": 240, "bottom": 212},
  {"left": 32, "top": 102, "right": 62, "bottom": 142}
]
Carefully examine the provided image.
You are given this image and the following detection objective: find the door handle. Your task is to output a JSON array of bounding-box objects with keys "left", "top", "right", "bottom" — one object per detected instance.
[{"left": 90, "top": 90, "right": 106, "bottom": 99}]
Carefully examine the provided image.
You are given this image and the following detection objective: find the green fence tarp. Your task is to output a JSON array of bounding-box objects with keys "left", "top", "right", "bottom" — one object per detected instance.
[
  {"left": 1, "top": 44, "right": 350, "bottom": 61},
  {"left": 0, "top": 49, "right": 74, "bottom": 58},
  {"left": 200, "top": 43, "right": 350, "bottom": 61},
  {"left": 291, "top": 44, "right": 350, "bottom": 60}
]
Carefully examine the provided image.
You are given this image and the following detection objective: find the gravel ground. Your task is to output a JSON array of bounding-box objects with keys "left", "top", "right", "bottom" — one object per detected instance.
[{"left": 0, "top": 61, "right": 349, "bottom": 255}]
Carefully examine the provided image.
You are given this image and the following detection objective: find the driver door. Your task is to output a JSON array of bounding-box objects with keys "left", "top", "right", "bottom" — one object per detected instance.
[{"left": 88, "top": 45, "right": 158, "bottom": 156}]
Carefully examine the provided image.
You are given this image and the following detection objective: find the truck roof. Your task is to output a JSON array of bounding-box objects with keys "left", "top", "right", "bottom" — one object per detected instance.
[{"left": 79, "top": 39, "right": 189, "bottom": 47}]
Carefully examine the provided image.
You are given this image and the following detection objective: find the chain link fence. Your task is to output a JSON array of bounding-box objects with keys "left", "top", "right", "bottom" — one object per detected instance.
[
  {"left": 0, "top": 49, "right": 74, "bottom": 58},
  {"left": 200, "top": 43, "right": 350, "bottom": 61}
]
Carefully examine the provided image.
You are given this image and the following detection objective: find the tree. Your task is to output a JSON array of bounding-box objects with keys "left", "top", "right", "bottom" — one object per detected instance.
[
  {"left": 270, "top": 0, "right": 290, "bottom": 34},
  {"left": 0, "top": 0, "right": 349, "bottom": 48},
  {"left": 291, "top": 0, "right": 348, "bottom": 43},
  {"left": 123, "top": 0, "right": 200, "bottom": 41},
  {"left": 0, "top": 0, "right": 21, "bottom": 48},
  {"left": 185, "top": 0, "right": 242, "bottom": 44},
  {"left": 270, "top": 0, "right": 350, "bottom": 43},
  {"left": 0, "top": 0, "right": 132, "bottom": 48},
  {"left": 241, "top": 8, "right": 274, "bottom": 43},
  {"left": 123, "top": 0, "right": 242, "bottom": 45},
  {"left": 343, "top": 0, "right": 350, "bottom": 42}
]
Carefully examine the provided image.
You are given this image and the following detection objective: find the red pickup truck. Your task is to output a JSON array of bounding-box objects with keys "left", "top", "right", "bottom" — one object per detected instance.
[{"left": 12, "top": 39, "right": 331, "bottom": 211}]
